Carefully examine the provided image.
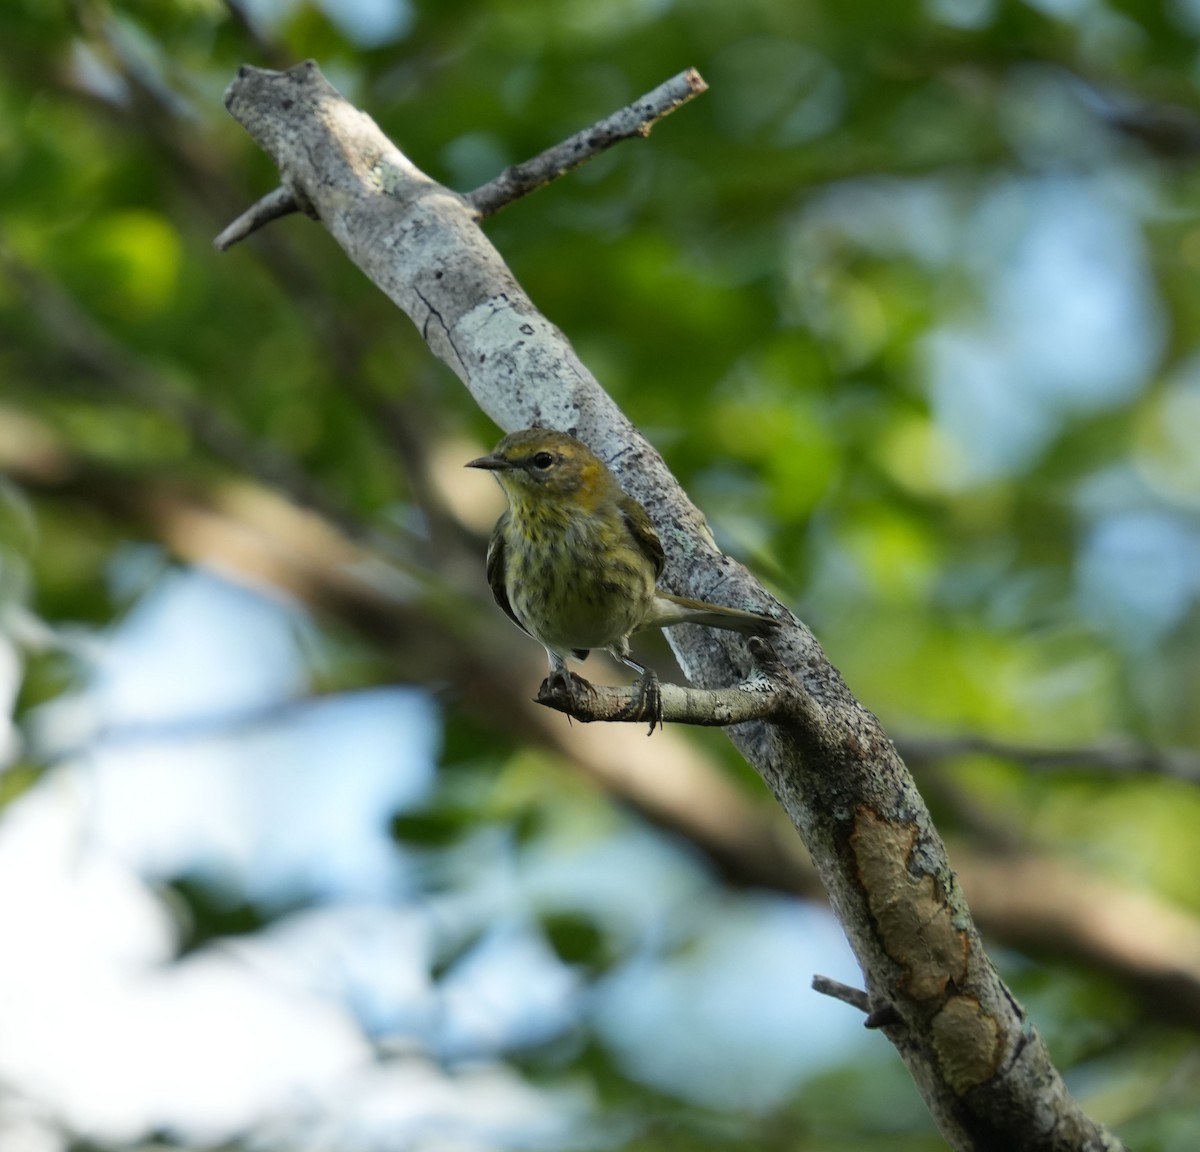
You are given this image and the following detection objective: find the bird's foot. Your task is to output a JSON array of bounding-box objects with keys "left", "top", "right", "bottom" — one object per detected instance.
[
  {"left": 537, "top": 668, "right": 596, "bottom": 718},
  {"left": 536, "top": 668, "right": 660, "bottom": 734},
  {"left": 631, "top": 670, "right": 663, "bottom": 736}
]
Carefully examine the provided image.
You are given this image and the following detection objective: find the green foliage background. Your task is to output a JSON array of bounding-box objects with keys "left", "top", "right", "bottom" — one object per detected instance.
[{"left": 1, "top": 0, "right": 1200, "bottom": 1149}]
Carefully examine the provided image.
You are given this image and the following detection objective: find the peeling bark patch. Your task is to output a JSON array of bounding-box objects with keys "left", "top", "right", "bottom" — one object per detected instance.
[
  {"left": 931, "top": 996, "right": 1003, "bottom": 1093},
  {"left": 850, "top": 808, "right": 968, "bottom": 1000}
]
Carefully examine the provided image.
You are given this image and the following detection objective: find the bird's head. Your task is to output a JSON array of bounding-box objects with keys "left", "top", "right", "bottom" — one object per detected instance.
[{"left": 465, "top": 428, "right": 614, "bottom": 511}]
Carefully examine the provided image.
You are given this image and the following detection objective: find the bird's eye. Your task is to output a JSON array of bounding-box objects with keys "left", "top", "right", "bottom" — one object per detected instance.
[{"left": 531, "top": 451, "right": 555, "bottom": 469}]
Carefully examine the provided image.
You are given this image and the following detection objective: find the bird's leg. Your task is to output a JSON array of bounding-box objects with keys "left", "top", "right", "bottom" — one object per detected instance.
[
  {"left": 545, "top": 651, "right": 573, "bottom": 695},
  {"left": 613, "top": 650, "right": 663, "bottom": 736}
]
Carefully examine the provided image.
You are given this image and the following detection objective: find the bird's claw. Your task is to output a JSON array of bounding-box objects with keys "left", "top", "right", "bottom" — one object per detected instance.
[
  {"left": 537, "top": 668, "right": 661, "bottom": 735},
  {"left": 632, "top": 670, "right": 663, "bottom": 736},
  {"left": 537, "top": 668, "right": 597, "bottom": 716}
]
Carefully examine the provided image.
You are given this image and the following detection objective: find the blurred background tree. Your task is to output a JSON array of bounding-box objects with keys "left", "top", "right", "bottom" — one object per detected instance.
[{"left": 1, "top": 0, "right": 1199, "bottom": 1149}]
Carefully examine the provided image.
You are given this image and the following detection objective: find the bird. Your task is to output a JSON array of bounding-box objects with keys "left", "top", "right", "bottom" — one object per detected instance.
[{"left": 465, "top": 427, "right": 776, "bottom": 730}]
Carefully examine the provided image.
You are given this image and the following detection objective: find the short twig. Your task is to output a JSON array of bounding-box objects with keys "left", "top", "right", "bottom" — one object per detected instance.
[
  {"left": 466, "top": 68, "right": 708, "bottom": 218},
  {"left": 811, "top": 976, "right": 902, "bottom": 1029},
  {"left": 214, "top": 185, "right": 299, "bottom": 250},
  {"left": 812, "top": 975, "right": 871, "bottom": 1014}
]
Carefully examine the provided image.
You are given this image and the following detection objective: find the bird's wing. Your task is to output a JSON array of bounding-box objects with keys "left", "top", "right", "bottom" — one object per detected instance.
[
  {"left": 618, "top": 493, "right": 666, "bottom": 582},
  {"left": 485, "top": 514, "right": 528, "bottom": 637}
]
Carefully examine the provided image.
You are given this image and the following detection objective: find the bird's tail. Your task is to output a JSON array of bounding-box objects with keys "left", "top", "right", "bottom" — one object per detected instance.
[{"left": 650, "top": 592, "right": 777, "bottom": 635}]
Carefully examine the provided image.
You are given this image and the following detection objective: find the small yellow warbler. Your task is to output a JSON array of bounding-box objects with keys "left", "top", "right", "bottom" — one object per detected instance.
[{"left": 466, "top": 428, "right": 775, "bottom": 727}]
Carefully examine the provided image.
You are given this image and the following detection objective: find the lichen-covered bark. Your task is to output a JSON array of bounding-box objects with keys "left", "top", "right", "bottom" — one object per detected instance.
[{"left": 223, "top": 61, "right": 1126, "bottom": 1152}]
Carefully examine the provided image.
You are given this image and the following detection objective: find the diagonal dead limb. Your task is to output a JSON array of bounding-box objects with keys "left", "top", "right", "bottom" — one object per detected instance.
[{"left": 217, "top": 61, "right": 1128, "bottom": 1152}]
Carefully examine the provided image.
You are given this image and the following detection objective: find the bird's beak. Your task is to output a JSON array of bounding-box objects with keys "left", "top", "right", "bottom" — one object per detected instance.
[{"left": 464, "top": 453, "right": 513, "bottom": 471}]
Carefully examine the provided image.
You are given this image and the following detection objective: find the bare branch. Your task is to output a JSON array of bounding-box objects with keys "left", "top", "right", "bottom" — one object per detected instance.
[
  {"left": 219, "top": 61, "right": 1127, "bottom": 1151},
  {"left": 215, "top": 67, "right": 708, "bottom": 246},
  {"left": 466, "top": 68, "right": 708, "bottom": 218},
  {"left": 536, "top": 666, "right": 785, "bottom": 729},
  {"left": 534, "top": 637, "right": 831, "bottom": 737},
  {"left": 898, "top": 733, "right": 1200, "bottom": 785},
  {"left": 213, "top": 185, "right": 299, "bottom": 250},
  {"left": 811, "top": 976, "right": 903, "bottom": 1029},
  {"left": 812, "top": 975, "right": 871, "bottom": 1014}
]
